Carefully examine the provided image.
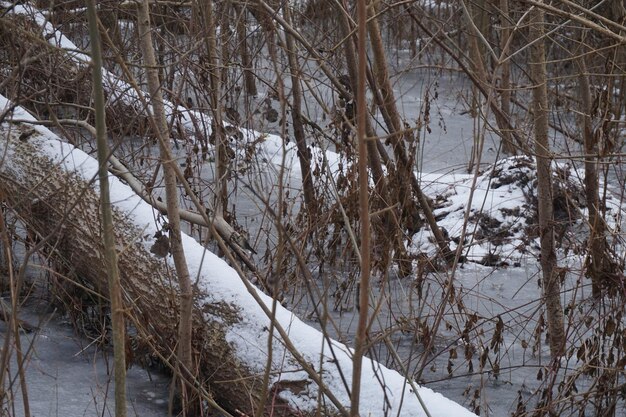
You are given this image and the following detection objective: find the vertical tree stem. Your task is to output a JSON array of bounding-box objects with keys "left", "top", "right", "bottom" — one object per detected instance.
[
  {"left": 336, "top": 0, "right": 388, "bottom": 196},
  {"left": 530, "top": 6, "right": 565, "bottom": 358},
  {"left": 199, "top": 0, "right": 228, "bottom": 216},
  {"left": 86, "top": 1, "right": 127, "bottom": 415},
  {"left": 351, "top": 0, "right": 370, "bottom": 415},
  {"left": 0, "top": 212, "right": 30, "bottom": 417},
  {"left": 499, "top": 0, "right": 515, "bottom": 154},
  {"left": 136, "top": 1, "right": 194, "bottom": 412},
  {"left": 283, "top": 4, "right": 317, "bottom": 219},
  {"left": 235, "top": 5, "right": 257, "bottom": 96}
]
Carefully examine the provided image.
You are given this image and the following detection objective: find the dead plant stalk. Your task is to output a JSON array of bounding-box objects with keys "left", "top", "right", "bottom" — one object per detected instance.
[
  {"left": 136, "top": 1, "right": 195, "bottom": 413},
  {"left": 350, "top": 0, "right": 370, "bottom": 415},
  {"left": 86, "top": 1, "right": 128, "bottom": 415}
]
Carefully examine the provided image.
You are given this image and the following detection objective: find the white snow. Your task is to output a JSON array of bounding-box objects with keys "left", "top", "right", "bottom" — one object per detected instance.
[
  {"left": 1, "top": 2, "right": 333, "bottom": 183},
  {"left": 1, "top": 89, "right": 477, "bottom": 416},
  {"left": 7, "top": 2, "right": 626, "bottom": 416},
  {"left": 0, "top": 3, "right": 472, "bottom": 414}
]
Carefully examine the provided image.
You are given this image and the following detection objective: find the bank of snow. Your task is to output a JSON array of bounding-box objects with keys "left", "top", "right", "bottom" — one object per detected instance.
[
  {"left": 1, "top": 91, "right": 477, "bottom": 416},
  {"left": 413, "top": 155, "right": 625, "bottom": 267}
]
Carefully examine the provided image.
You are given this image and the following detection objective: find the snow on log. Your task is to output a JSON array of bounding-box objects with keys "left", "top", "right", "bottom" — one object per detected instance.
[{"left": 0, "top": 98, "right": 478, "bottom": 416}]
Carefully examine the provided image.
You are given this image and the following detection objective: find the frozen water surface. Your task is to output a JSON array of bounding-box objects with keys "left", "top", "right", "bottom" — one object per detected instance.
[
  {"left": 0, "top": 295, "right": 169, "bottom": 417},
  {"left": 4, "top": 4, "right": 626, "bottom": 415}
]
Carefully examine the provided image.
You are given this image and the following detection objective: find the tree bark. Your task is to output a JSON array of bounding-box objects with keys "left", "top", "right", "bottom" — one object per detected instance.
[
  {"left": 336, "top": 1, "right": 387, "bottom": 192},
  {"left": 498, "top": 0, "right": 515, "bottom": 154},
  {"left": 529, "top": 7, "right": 565, "bottom": 358},
  {"left": 283, "top": 4, "right": 317, "bottom": 219},
  {"left": 136, "top": 1, "right": 195, "bottom": 411},
  {"left": 198, "top": 0, "right": 229, "bottom": 218},
  {"left": 86, "top": 1, "right": 128, "bottom": 415},
  {"left": 235, "top": 5, "right": 258, "bottom": 97},
  {"left": 578, "top": 55, "right": 611, "bottom": 297},
  {"left": 351, "top": 0, "right": 370, "bottom": 414}
]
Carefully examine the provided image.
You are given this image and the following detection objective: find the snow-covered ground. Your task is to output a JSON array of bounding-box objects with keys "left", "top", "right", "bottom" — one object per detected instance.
[
  {"left": 1, "top": 91, "right": 479, "bottom": 416},
  {"left": 4, "top": 2, "right": 626, "bottom": 416}
]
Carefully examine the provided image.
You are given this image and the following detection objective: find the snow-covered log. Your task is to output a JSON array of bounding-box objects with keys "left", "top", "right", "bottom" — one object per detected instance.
[
  {"left": 0, "top": 3, "right": 477, "bottom": 416},
  {"left": 0, "top": 99, "right": 477, "bottom": 416}
]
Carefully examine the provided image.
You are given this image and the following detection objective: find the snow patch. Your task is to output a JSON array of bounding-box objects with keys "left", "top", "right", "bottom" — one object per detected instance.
[{"left": 1, "top": 94, "right": 478, "bottom": 416}]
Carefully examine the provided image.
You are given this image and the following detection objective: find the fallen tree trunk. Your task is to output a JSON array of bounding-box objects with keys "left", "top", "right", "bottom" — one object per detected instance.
[{"left": 0, "top": 98, "right": 477, "bottom": 416}]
